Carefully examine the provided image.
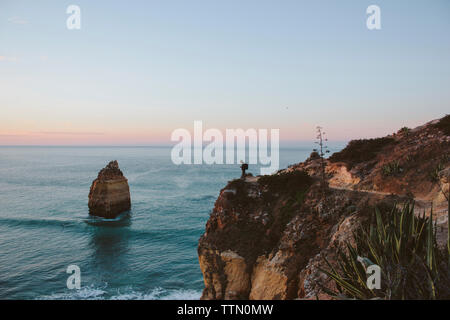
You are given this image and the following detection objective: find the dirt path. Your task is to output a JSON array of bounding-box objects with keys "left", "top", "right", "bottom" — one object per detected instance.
[
  {"left": 244, "top": 176, "right": 447, "bottom": 220},
  {"left": 329, "top": 184, "right": 448, "bottom": 222}
]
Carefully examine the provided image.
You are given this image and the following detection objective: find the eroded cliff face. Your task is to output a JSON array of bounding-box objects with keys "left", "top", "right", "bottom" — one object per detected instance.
[
  {"left": 198, "top": 116, "right": 450, "bottom": 300},
  {"left": 198, "top": 176, "right": 404, "bottom": 300},
  {"left": 88, "top": 160, "right": 131, "bottom": 218}
]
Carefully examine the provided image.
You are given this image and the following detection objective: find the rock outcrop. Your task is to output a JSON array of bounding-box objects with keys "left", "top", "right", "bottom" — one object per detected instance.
[
  {"left": 88, "top": 160, "right": 131, "bottom": 218},
  {"left": 198, "top": 116, "right": 450, "bottom": 300}
]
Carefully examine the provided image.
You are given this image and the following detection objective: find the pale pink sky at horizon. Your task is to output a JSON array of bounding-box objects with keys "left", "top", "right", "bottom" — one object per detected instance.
[{"left": 0, "top": 117, "right": 436, "bottom": 146}]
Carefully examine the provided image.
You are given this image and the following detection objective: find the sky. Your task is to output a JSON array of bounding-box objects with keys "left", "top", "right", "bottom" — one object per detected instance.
[{"left": 0, "top": 0, "right": 449, "bottom": 145}]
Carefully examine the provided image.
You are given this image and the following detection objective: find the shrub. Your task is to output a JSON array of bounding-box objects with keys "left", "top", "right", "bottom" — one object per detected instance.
[
  {"left": 226, "top": 178, "right": 255, "bottom": 208},
  {"left": 398, "top": 127, "right": 411, "bottom": 137},
  {"left": 319, "top": 203, "right": 450, "bottom": 299},
  {"left": 258, "top": 170, "right": 313, "bottom": 201},
  {"left": 434, "top": 114, "right": 450, "bottom": 136},
  {"left": 329, "top": 137, "right": 396, "bottom": 169},
  {"left": 308, "top": 151, "right": 320, "bottom": 160}
]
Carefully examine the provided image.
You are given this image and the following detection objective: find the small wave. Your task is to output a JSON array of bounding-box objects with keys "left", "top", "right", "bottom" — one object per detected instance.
[
  {"left": 37, "top": 285, "right": 107, "bottom": 300},
  {"left": 83, "top": 212, "right": 131, "bottom": 227},
  {"left": 188, "top": 195, "right": 216, "bottom": 202},
  {"left": 37, "top": 286, "right": 201, "bottom": 300},
  {"left": 0, "top": 217, "right": 78, "bottom": 229},
  {"left": 110, "top": 287, "right": 201, "bottom": 300}
]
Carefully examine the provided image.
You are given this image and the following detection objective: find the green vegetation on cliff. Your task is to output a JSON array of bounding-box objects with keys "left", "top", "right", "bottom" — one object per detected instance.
[
  {"left": 320, "top": 203, "right": 450, "bottom": 300},
  {"left": 258, "top": 170, "right": 313, "bottom": 201},
  {"left": 329, "top": 137, "right": 396, "bottom": 169}
]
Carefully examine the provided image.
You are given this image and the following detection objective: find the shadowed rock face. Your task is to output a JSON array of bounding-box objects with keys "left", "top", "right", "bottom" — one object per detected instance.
[{"left": 88, "top": 160, "right": 131, "bottom": 218}]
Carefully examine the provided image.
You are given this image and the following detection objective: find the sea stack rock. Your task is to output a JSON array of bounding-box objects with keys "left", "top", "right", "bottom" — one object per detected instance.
[{"left": 88, "top": 160, "right": 131, "bottom": 218}]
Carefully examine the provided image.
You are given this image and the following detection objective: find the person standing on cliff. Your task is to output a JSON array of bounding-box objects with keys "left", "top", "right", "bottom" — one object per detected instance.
[{"left": 240, "top": 160, "right": 248, "bottom": 179}]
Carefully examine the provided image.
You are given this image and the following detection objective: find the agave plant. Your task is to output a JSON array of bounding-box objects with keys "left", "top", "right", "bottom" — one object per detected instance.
[
  {"left": 430, "top": 162, "right": 445, "bottom": 182},
  {"left": 382, "top": 161, "right": 402, "bottom": 176},
  {"left": 319, "top": 203, "right": 450, "bottom": 299}
]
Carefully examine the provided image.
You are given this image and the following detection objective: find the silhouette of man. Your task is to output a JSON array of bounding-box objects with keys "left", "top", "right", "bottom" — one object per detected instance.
[{"left": 240, "top": 161, "right": 248, "bottom": 179}]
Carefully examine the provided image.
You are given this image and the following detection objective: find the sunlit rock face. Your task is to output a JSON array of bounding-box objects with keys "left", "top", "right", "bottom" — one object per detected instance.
[{"left": 88, "top": 160, "right": 131, "bottom": 218}]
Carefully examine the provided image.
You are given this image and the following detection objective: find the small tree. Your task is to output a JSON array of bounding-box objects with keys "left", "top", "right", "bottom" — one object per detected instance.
[{"left": 313, "top": 126, "right": 330, "bottom": 188}]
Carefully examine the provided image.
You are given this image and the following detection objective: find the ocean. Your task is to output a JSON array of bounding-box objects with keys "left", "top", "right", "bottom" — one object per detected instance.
[{"left": 0, "top": 145, "right": 343, "bottom": 300}]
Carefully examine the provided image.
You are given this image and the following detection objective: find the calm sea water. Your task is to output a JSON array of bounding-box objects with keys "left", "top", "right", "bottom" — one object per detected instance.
[{"left": 0, "top": 145, "right": 343, "bottom": 300}]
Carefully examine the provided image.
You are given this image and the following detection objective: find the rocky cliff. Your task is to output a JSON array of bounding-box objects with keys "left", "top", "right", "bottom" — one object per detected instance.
[
  {"left": 88, "top": 160, "right": 131, "bottom": 218},
  {"left": 198, "top": 116, "right": 450, "bottom": 300}
]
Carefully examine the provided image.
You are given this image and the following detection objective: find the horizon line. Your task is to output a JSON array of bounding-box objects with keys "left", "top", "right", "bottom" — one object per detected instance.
[{"left": 0, "top": 142, "right": 348, "bottom": 148}]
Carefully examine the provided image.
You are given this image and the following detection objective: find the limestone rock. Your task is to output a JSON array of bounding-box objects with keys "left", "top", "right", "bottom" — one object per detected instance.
[
  {"left": 249, "top": 254, "right": 289, "bottom": 300},
  {"left": 88, "top": 160, "right": 131, "bottom": 218}
]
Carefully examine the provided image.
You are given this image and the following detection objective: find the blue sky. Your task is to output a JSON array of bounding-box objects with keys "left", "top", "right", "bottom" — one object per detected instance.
[{"left": 0, "top": 0, "right": 449, "bottom": 145}]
